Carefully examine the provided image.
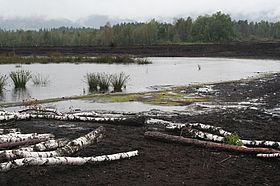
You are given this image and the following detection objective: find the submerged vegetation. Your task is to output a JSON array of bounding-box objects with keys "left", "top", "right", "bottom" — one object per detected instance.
[
  {"left": 10, "top": 70, "right": 32, "bottom": 88},
  {"left": 0, "top": 54, "right": 151, "bottom": 65},
  {"left": 32, "top": 73, "right": 50, "bottom": 86},
  {"left": 0, "top": 74, "right": 7, "bottom": 92}
]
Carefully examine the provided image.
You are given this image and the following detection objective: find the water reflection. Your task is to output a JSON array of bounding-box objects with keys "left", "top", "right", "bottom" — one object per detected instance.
[
  {"left": 0, "top": 91, "right": 4, "bottom": 101},
  {"left": 11, "top": 88, "right": 31, "bottom": 102}
]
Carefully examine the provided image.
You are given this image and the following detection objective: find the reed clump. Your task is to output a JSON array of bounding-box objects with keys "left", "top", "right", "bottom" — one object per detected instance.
[
  {"left": 86, "top": 73, "right": 100, "bottom": 91},
  {"left": 10, "top": 70, "right": 32, "bottom": 88},
  {"left": 110, "top": 72, "right": 130, "bottom": 92},
  {"left": 86, "top": 72, "right": 130, "bottom": 93},
  {"left": 32, "top": 73, "right": 50, "bottom": 86}
]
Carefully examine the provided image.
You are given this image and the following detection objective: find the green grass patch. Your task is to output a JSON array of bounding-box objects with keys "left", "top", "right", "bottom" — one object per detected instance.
[
  {"left": 105, "top": 90, "right": 209, "bottom": 106},
  {"left": 224, "top": 133, "right": 243, "bottom": 146}
]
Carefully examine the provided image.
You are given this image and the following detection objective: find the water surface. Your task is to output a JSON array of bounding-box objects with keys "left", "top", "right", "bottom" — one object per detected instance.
[{"left": 0, "top": 57, "right": 279, "bottom": 102}]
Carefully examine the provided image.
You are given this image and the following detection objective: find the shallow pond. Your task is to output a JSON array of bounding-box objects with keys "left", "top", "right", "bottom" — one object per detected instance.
[{"left": 0, "top": 57, "right": 280, "bottom": 103}]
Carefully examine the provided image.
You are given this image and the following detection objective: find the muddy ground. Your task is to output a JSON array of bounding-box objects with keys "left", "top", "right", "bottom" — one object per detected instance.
[
  {"left": 1, "top": 42, "right": 280, "bottom": 59},
  {"left": 1, "top": 73, "right": 280, "bottom": 185}
]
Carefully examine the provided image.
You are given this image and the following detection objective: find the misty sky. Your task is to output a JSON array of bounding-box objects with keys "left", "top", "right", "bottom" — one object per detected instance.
[{"left": 1, "top": 0, "right": 280, "bottom": 21}]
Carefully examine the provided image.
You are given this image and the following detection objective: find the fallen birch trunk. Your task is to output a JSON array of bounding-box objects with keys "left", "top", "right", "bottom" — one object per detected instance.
[
  {"left": 18, "top": 108, "right": 62, "bottom": 115},
  {"left": 0, "top": 112, "right": 142, "bottom": 126},
  {"left": 0, "top": 138, "right": 50, "bottom": 150},
  {"left": 0, "top": 128, "right": 21, "bottom": 135},
  {"left": 0, "top": 109, "right": 145, "bottom": 126},
  {"left": 0, "top": 150, "right": 139, "bottom": 172},
  {"left": 0, "top": 133, "right": 54, "bottom": 143},
  {"left": 14, "top": 126, "right": 106, "bottom": 158},
  {"left": 144, "top": 131, "right": 280, "bottom": 154},
  {"left": 149, "top": 119, "right": 280, "bottom": 149},
  {"left": 0, "top": 139, "right": 69, "bottom": 161},
  {"left": 146, "top": 119, "right": 232, "bottom": 136},
  {"left": 182, "top": 127, "right": 280, "bottom": 149},
  {"left": 188, "top": 123, "right": 232, "bottom": 136},
  {"left": 186, "top": 128, "right": 225, "bottom": 143},
  {"left": 241, "top": 139, "right": 280, "bottom": 149},
  {"left": 256, "top": 153, "right": 280, "bottom": 158}
]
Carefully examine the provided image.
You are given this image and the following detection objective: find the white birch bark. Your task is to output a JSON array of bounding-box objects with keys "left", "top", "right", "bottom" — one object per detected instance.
[
  {"left": 0, "top": 139, "right": 69, "bottom": 161},
  {"left": 0, "top": 150, "right": 139, "bottom": 172},
  {"left": 188, "top": 123, "right": 232, "bottom": 136},
  {"left": 0, "top": 112, "right": 128, "bottom": 123},
  {"left": 256, "top": 153, "right": 280, "bottom": 158},
  {"left": 187, "top": 128, "right": 225, "bottom": 142},
  {"left": 0, "top": 133, "right": 54, "bottom": 143},
  {"left": 14, "top": 126, "right": 105, "bottom": 158},
  {"left": 18, "top": 108, "right": 62, "bottom": 116},
  {"left": 146, "top": 119, "right": 232, "bottom": 136},
  {"left": 0, "top": 128, "right": 21, "bottom": 134},
  {"left": 147, "top": 119, "right": 280, "bottom": 149},
  {"left": 241, "top": 139, "right": 280, "bottom": 149}
]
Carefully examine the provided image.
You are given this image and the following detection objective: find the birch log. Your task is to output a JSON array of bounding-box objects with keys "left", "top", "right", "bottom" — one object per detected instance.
[
  {"left": 186, "top": 128, "right": 225, "bottom": 143},
  {"left": 256, "top": 153, "right": 280, "bottom": 158},
  {"left": 0, "top": 150, "right": 139, "bottom": 172},
  {"left": 0, "top": 139, "right": 69, "bottom": 161},
  {"left": 0, "top": 128, "right": 21, "bottom": 134},
  {"left": 0, "top": 138, "right": 50, "bottom": 150},
  {"left": 188, "top": 123, "right": 232, "bottom": 136},
  {"left": 145, "top": 119, "right": 232, "bottom": 136},
  {"left": 14, "top": 126, "right": 106, "bottom": 158},
  {"left": 0, "top": 112, "right": 142, "bottom": 126},
  {"left": 18, "top": 108, "right": 62, "bottom": 115},
  {"left": 241, "top": 139, "right": 280, "bottom": 149},
  {"left": 144, "top": 131, "right": 280, "bottom": 154},
  {"left": 184, "top": 127, "right": 280, "bottom": 149},
  {"left": 0, "top": 133, "right": 54, "bottom": 143}
]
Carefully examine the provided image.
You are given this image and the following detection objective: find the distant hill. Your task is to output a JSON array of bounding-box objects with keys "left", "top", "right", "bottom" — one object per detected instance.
[{"left": 0, "top": 15, "right": 135, "bottom": 30}]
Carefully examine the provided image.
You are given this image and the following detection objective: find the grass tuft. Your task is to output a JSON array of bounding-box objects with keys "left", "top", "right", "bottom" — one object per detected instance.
[
  {"left": 10, "top": 70, "right": 32, "bottom": 88},
  {"left": 110, "top": 72, "right": 130, "bottom": 92},
  {"left": 98, "top": 73, "right": 111, "bottom": 92},
  {"left": 86, "top": 73, "right": 99, "bottom": 91},
  {"left": 224, "top": 133, "right": 243, "bottom": 146},
  {"left": 32, "top": 73, "right": 49, "bottom": 86}
]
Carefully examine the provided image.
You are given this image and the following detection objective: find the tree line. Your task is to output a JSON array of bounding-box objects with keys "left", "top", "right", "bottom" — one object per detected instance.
[{"left": 0, "top": 12, "right": 279, "bottom": 47}]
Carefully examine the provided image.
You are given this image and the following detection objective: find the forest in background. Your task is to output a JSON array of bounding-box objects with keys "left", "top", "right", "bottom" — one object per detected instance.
[{"left": 0, "top": 12, "right": 279, "bottom": 47}]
